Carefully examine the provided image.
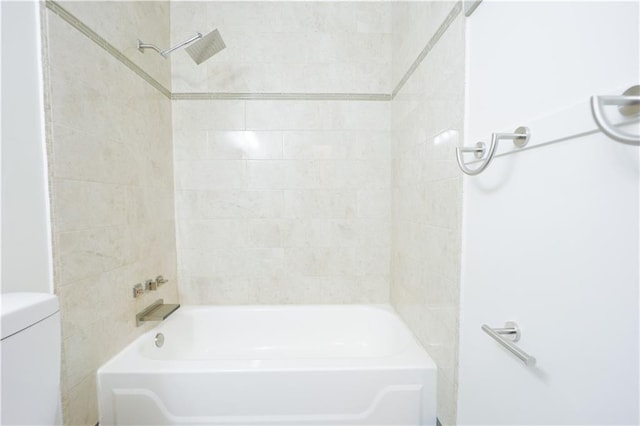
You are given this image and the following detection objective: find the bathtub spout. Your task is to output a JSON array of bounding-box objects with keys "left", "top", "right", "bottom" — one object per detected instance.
[{"left": 136, "top": 299, "right": 180, "bottom": 327}]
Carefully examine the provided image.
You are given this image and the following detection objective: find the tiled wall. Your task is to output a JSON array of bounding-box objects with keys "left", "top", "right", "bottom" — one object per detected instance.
[
  {"left": 170, "top": 1, "right": 392, "bottom": 93},
  {"left": 173, "top": 100, "right": 391, "bottom": 304},
  {"left": 391, "top": 1, "right": 456, "bottom": 92},
  {"left": 41, "top": 1, "right": 465, "bottom": 424},
  {"left": 57, "top": 1, "right": 171, "bottom": 89},
  {"left": 390, "top": 3, "right": 464, "bottom": 425},
  {"left": 43, "top": 3, "right": 178, "bottom": 424},
  {"left": 171, "top": 2, "right": 393, "bottom": 305}
]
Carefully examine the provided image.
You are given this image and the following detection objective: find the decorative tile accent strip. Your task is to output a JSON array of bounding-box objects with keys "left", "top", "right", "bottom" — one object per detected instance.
[
  {"left": 171, "top": 92, "right": 392, "bottom": 101},
  {"left": 45, "top": 0, "right": 171, "bottom": 99},
  {"left": 391, "top": 1, "right": 463, "bottom": 98}
]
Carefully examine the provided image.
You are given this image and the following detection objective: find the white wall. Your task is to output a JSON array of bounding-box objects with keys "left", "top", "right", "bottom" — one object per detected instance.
[
  {"left": 458, "top": 1, "right": 639, "bottom": 424},
  {"left": 1, "top": 0, "right": 53, "bottom": 294}
]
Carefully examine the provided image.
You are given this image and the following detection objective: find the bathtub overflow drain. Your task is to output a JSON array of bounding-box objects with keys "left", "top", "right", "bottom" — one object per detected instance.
[{"left": 154, "top": 333, "right": 165, "bottom": 348}]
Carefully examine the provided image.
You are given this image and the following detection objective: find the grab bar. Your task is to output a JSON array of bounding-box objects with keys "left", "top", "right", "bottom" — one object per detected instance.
[
  {"left": 591, "top": 85, "right": 640, "bottom": 144},
  {"left": 456, "top": 126, "right": 530, "bottom": 175},
  {"left": 481, "top": 321, "right": 536, "bottom": 367}
]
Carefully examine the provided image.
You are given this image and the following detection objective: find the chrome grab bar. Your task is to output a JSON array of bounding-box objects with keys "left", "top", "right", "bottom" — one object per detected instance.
[
  {"left": 456, "top": 126, "right": 530, "bottom": 175},
  {"left": 591, "top": 85, "right": 640, "bottom": 144},
  {"left": 481, "top": 321, "right": 536, "bottom": 367}
]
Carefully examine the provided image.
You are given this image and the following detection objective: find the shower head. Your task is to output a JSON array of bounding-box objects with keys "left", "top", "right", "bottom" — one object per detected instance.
[
  {"left": 136, "top": 29, "right": 225, "bottom": 65},
  {"left": 185, "top": 29, "right": 226, "bottom": 65}
]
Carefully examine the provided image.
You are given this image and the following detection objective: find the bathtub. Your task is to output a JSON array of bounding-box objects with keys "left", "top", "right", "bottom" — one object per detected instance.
[{"left": 97, "top": 305, "right": 436, "bottom": 425}]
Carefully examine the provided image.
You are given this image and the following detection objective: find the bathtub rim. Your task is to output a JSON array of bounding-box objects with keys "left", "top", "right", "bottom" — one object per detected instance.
[{"left": 98, "top": 304, "right": 436, "bottom": 374}]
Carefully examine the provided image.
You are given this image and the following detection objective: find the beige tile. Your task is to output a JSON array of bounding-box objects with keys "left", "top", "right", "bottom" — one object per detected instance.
[
  {"left": 280, "top": 219, "right": 331, "bottom": 248},
  {"left": 247, "top": 161, "right": 284, "bottom": 190},
  {"left": 246, "top": 101, "right": 323, "bottom": 131},
  {"left": 53, "top": 179, "right": 126, "bottom": 233},
  {"left": 174, "top": 160, "right": 247, "bottom": 190},
  {"left": 173, "top": 130, "right": 208, "bottom": 161},
  {"left": 125, "top": 186, "right": 175, "bottom": 225},
  {"left": 390, "top": 7, "right": 464, "bottom": 426},
  {"left": 176, "top": 190, "right": 283, "bottom": 219},
  {"left": 51, "top": 125, "right": 139, "bottom": 184},
  {"left": 284, "top": 247, "right": 358, "bottom": 277},
  {"left": 283, "top": 131, "right": 357, "bottom": 160},
  {"left": 327, "top": 219, "right": 390, "bottom": 248},
  {"left": 177, "top": 219, "right": 247, "bottom": 251},
  {"left": 324, "top": 101, "right": 391, "bottom": 131},
  {"left": 57, "top": 226, "right": 133, "bottom": 285},
  {"left": 46, "top": 5, "right": 178, "bottom": 425},
  {"left": 173, "top": 101, "right": 245, "bottom": 131},
  {"left": 357, "top": 189, "right": 391, "bottom": 219},
  {"left": 247, "top": 219, "right": 283, "bottom": 248},
  {"left": 179, "top": 275, "right": 251, "bottom": 305},
  {"left": 283, "top": 190, "right": 357, "bottom": 219},
  {"left": 59, "top": 1, "right": 171, "bottom": 89},
  {"left": 170, "top": 2, "right": 392, "bottom": 93},
  {"left": 63, "top": 373, "right": 98, "bottom": 426},
  {"left": 208, "top": 131, "right": 283, "bottom": 160}
]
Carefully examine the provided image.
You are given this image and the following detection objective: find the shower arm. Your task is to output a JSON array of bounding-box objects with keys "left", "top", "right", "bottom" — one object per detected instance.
[{"left": 137, "top": 33, "right": 203, "bottom": 58}]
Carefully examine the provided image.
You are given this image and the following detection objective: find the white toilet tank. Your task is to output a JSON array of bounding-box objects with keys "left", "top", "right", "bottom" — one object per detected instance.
[{"left": 1, "top": 293, "right": 61, "bottom": 425}]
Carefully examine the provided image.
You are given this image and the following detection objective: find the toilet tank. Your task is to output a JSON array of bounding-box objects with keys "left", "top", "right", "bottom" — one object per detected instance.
[{"left": 1, "top": 293, "right": 61, "bottom": 425}]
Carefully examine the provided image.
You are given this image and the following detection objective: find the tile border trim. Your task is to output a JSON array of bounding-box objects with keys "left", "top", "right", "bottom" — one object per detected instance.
[
  {"left": 391, "top": 1, "right": 463, "bottom": 98},
  {"left": 45, "top": 0, "right": 172, "bottom": 99},
  {"left": 45, "top": 0, "right": 461, "bottom": 102},
  {"left": 172, "top": 92, "right": 391, "bottom": 101}
]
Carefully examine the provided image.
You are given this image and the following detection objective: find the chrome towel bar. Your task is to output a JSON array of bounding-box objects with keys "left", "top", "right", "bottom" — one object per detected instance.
[
  {"left": 481, "top": 321, "right": 536, "bottom": 367},
  {"left": 456, "top": 127, "right": 530, "bottom": 175},
  {"left": 591, "top": 85, "right": 640, "bottom": 144}
]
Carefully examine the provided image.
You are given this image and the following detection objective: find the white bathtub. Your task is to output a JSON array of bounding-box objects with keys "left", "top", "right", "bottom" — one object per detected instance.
[{"left": 98, "top": 305, "right": 436, "bottom": 425}]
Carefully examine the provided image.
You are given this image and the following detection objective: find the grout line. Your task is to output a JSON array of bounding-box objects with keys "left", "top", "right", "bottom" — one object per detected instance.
[
  {"left": 45, "top": 0, "right": 171, "bottom": 99},
  {"left": 391, "top": 1, "right": 463, "bottom": 99},
  {"left": 45, "top": 0, "right": 460, "bottom": 103}
]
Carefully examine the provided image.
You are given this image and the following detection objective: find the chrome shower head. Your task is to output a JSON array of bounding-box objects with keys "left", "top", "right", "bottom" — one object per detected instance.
[
  {"left": 136, "top": 29, "right": 225, "bottom": 65},
  {"left": 184, "top": 29, "right": 226, "bottom": 65}
]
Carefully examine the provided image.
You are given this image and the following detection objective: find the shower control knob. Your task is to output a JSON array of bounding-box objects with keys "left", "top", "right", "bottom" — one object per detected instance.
[
  {"left": 156, "top": 275, "right": 169, "bottom": 286},
  {"left": 133, "top": 283, "right": 146, "bottom": 298}
]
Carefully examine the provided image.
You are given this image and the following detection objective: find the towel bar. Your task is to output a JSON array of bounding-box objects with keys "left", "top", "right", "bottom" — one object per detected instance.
[{"left": 481, "top": 321, "right": 536, "bottom": 366}]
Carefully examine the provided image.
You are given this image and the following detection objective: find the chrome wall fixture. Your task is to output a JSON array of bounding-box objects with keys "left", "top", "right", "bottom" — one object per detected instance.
[
  {"left": 591, "top": 85, "right": 640, "bottom": 144},
  {"left": 132, "top": 275, "right": 170, "bottom": 298},
  {"left": 481, "top": 322, "right": 536, "bottom": 367},
  {"left": 456, "top": 126, "right": 530, "bottom": 175},
  {"left": 137, "top": 33, "right": 203, "bottom": 58},
  {"left": 457, "top": 85, "right": 639, "bottom": 176},
  {"left": 137, "top": 29, "right": 226, "bottom": 65},
  {"left": 136, "top": 299, "right": 180, "bottom": 327}
]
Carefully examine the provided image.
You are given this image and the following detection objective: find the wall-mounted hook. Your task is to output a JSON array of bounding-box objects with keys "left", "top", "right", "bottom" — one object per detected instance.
[
  {"left": 456, "top": 126, "right": 530, "bottom": 175},
  {"left": 591, "top": 85, "right": 640, "bottom": 144}
]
